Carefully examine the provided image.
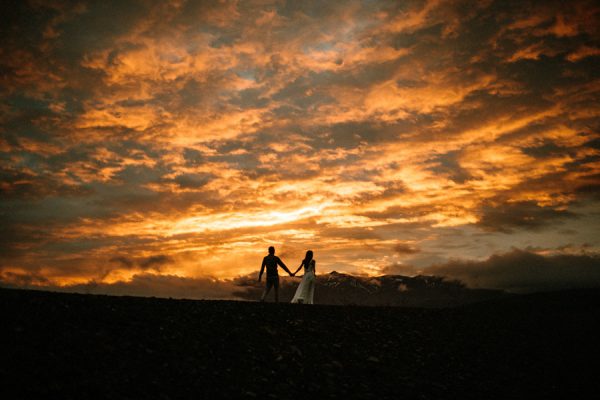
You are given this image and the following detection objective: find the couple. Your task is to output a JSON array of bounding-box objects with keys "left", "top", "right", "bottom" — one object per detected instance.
[{"left": 258, "top": 246, "right": 316, "bottom": 304}]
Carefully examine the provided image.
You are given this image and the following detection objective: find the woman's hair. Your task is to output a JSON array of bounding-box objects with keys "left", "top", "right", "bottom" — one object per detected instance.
[{"left": 303, "top": 250, "right": 313, "bottom": 265}]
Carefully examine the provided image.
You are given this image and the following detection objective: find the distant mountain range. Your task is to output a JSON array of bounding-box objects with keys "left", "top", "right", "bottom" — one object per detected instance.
[{"left": 234, "top": 271, "right": 507, "bottom": 307}]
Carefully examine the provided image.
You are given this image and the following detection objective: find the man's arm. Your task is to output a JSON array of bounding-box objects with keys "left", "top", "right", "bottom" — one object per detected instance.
[
  {"left": 277, "top": 257, "right": 293, "bottom": 276},
  {"left": 258, "top": 258, "right": 266, "bottom": 281}
]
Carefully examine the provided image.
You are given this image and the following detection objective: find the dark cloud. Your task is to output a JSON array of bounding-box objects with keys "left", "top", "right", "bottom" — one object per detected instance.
[
  {"left": 575, "top": 180, "right": 600, "bottom": 200},
  {"left": 0, "top": 271, "right": 50, "bottom": 286},
  {"left": 182, "top": 148, "right": 205, "bottom": 166},
  {"left": 394, "top": 243, "right": 420, "bottom": 254},
  {"left": 361, "top": 204, "right": 448, "bottom": 221},
  {"left": 113, "top": 165, "right": 165, "bottom": 185},
  {"left": 107, "top": 255, "right": 173, "bottom": 273},
  {"left": 54, "top": 1, "right": 153, "bottom": 57},
  {"left": 172, "top": 173, "right": 213, "bottom": 189},
  {"left": 428, "top": 150, "right": 473, "bottom": 184},
  {"left": 477, "top": 201, "right": 577, "bottom": 233},
  {"left": 0, "top": 168, "right": 94, "bottom": 200},
  {"left": 0, "top": 272, "right": 239, "bottom": 300},
  {"left": 427, "top": 249, "right": 600, "bottom": 292},
  {"left": 318, "top": 225, "right": 381, "bottom": 240},
  {"left": 522, "top": 140, "right": 570, "bottom": 159},
  {"left": 139, "top": 255, "right": 173, "bottom": 271},
  {"left": 110, "top": 256, "right": 134, "bottom": 269}
]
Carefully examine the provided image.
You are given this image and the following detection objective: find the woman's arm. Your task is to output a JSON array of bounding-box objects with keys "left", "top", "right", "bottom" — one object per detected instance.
[{"left": 293, "top": 262, "right": 304, "bottom": 276}]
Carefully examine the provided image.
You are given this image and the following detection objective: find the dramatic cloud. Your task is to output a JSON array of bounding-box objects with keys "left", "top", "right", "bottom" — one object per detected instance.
[
  {"left": 426, "top": 249, "right": 600, "bottom": 293},
  {"left": 1, "top": 0, "right": 599, "bottom": 294},
  {"left": 0, "top": 272, "right": 240, "bottom": 300},
  {"left": 394, "top": 242, "right": 420, "bottom": 255},
  {"left": 477, "top": 201, "right": 577, "bottom": 233}
]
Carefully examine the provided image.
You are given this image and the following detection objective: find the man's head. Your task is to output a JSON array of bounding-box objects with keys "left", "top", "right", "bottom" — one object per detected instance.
[{"left": 268, "top": 246, "right": 275, "bottom": 255}]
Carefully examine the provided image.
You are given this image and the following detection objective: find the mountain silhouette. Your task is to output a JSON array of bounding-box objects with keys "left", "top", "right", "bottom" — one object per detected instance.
[{"left": 234, "top": 271, "right": 507, "bottom": 307}]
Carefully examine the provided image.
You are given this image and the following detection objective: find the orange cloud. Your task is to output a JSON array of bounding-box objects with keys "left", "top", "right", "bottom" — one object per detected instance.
[{"left": 1, "top": 0, "right": 598, "bottom": 293}]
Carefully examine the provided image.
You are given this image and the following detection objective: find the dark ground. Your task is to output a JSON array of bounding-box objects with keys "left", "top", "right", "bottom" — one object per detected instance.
[{"left": 1, "top": 287, "right": 599, "bottom": 399}]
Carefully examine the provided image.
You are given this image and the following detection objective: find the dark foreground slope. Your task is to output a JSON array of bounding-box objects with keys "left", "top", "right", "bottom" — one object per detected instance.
[{"left": 1, "top": 288, "right": 599, "bottom": 399}]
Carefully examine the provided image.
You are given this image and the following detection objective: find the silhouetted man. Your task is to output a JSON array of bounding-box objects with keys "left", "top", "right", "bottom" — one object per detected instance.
[{"left": 258, "top": 246, "right": 293, "bottom": 302}]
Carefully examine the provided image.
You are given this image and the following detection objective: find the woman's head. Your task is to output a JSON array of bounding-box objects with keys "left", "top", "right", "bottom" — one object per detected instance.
[{"left": 304, "top": 250, "right": 313, "bottom": 261}]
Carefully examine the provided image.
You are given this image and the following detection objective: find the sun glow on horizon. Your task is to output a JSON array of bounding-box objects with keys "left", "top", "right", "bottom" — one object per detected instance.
[{"left": 1, "top": 0, "right": 598, "bottom": 293}]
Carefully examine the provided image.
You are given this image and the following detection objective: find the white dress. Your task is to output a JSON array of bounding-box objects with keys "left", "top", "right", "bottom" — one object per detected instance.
[{"left": 291, "top": 259, "right": 316, "bottom": 304}]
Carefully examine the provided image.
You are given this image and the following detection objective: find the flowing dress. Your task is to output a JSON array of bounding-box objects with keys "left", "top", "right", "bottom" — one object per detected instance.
[{"left": 291, "top": 259, "right": 316, "bottom": 304}]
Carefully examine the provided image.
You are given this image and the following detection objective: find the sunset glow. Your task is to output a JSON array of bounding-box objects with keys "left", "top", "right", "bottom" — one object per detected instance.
[{"left": 1, "top": 0, "right": 599, "bottom": 295}]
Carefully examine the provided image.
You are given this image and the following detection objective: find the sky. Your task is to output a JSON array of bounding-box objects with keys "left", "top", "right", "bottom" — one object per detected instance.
[{"left": 1, "top": 0, "right": 599, "bottom": 296}]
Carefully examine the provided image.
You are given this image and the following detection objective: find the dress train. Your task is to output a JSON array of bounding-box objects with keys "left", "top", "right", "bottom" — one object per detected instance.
[{"left": 291, "top": 260, "right": 315, "bottom": 304}]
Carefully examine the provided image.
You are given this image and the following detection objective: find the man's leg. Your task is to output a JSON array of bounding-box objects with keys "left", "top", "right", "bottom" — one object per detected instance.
[
  {"left": 261, "top": 279, "right": 273, "bottom": 302},
  {"left": 273, "top": 276, "right": 280, "bottom": 303}
]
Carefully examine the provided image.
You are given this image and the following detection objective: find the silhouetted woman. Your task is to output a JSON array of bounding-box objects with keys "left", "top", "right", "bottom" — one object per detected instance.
[{"left": 291, "top": 250, "right": 316, "bottom": 304}]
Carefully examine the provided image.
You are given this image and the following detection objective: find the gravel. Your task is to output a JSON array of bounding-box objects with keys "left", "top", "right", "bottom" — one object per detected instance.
[{"left": 1, "top": 287, "right": 599, "bottom": 399}]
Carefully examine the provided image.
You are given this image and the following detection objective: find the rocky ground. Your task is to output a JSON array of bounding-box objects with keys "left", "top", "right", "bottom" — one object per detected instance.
[{"left": 1, "top": 287, "right": 599, "bottom": 399}]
